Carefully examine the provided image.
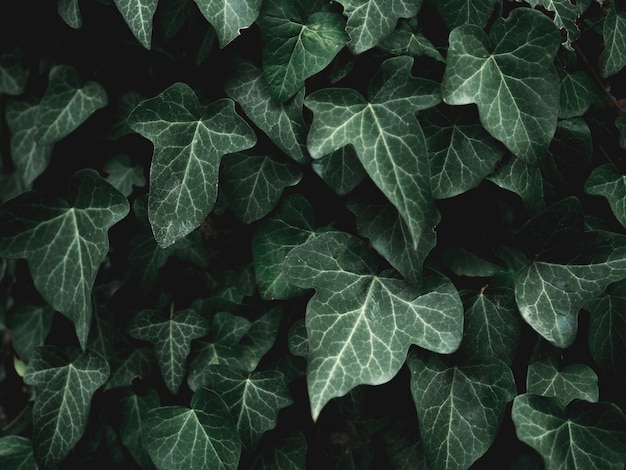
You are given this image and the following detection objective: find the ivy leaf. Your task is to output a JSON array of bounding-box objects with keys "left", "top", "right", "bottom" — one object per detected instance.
[
  {"left": 0, "top": 47, "right": 28, "bottom": 95},
  {"left": 600, "top": 1, "right": 626, "bottom": 77},
  {"left": 306, "top": 55, "right": 441, "bottom": 249},
  {"left": 408, "top": 351, "right": 516, "bottom": 470},
  {"left": 36, "top": 65, "right": 108, "bottom": 144},
  {"left": 283, "top": 231, "right": 463, "bottom": 420},
  {"left": 585, "top": 164, "right": 626, "bottom": 230},
  {"left": 512, "top": 394, "right": 626, "bottom": 470},
  {"left": 487, "top": 156, "right": 545, "bottom": 215},
  {"left": 103, "top": 154, "right": 146, "bottom": 197},
  {"left": 220, "top": 152, "right": 302, "bottom": 223},
  {"left": 113, "top": 0, "right": 158, "bottom": 49},
  {"left": 520, "top": 0, "right": 588, "bottom": 49},
  {"left": 192, "top": 0, "right": 262, "bottom": 47},
  {"left": 378, "top": 17, "right": 445, "bottom": 62},
  {"left": 23, "top": 347, "right": 110, "bottom": 469},
  {"left": 0, "top": 436, "right": 37, "bottom": 470},
  {"left": 224, "top": 58, "right": 308, "bottom": 164},
  {"left": 336, "top": 0, "right": 423, "bottom": 54},
  {"left": 442, "top": 8, "right": 561, "bottom": 164},
  {"left": 311, "top": 146, "right": 366, "bottom": 195},
  {"left": 252, "top": 431, "right": 307, "bottom": 470},
  {"left": 559, "top": 71, "right": 601, "bottom": 119},
  {"left": 196, "top": 366, "right": 293, "bottom": 450},
  {"left": 526, "top": 355, "right": 599, "bottom": 406},
  {"left": 144, "top": 388, "right": 241, "bottom": 470},
  {"left": 119, "top": 389, "right": 160, "bottom": 469},
  {"left": 257, "top": 0, "right": 348, "bottom": 102},
  {"left": 128, "top": 82, "right": 256, "bottom": 248},
  {"left": 433, "top": 0, "right": 500, "bottom": 29},
  {"left": 128, "top": 309, "right": 210, "bottom": 394},
  {"left": 238, "top": 308, "right": 283, "bottom": 372},
  {"left": 57, "top": 0, "right": 82, "bottom": 28},
  {"left": 106, "top": 347, "right": 157, "bottom": 390},
  {"left": 0, "top": 170, "right": 130, "bottom": 349},
  {"left": 9, "top": 303, "right": 54, "bottom": 363}
]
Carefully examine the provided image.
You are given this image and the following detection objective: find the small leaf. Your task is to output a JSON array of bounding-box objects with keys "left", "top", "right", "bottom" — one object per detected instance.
[
  {"left": 442, "top": 8, "right": 561, "bottom": 163},
  {"left": 0, "top": 436, "right": 37, "bottom": 470},
  {"left": 408, "top": 351, "right": 516, "bottom": 470},
  {"left": 128, "top": 309, "right": 210, "bottom": 394},
  {"left": 0, "top": 170, "right": 130, "bottom": 349},
  {"left": 310, "top": 146, "right": 367, "bottom": 195},
  {"left": 433, "top": 0, "right": 500, "bottom": 29},
  {"left": 23, "top": 347, "right": 110, "bottom": 469},
  {"left": 113, "top": 0, "right": 158, "bottom": 49},
  {"left": 283, "top": 231, "right": 463, "bottom": 420},
  {"left": 128, "top": 82, "right": 256, "bottom": 247},
  {"left": 106, "top": 347, "right": 157, "bottom": 390},
  {"left": 9, "top": 303, "right": 54, "bottom": 363},
  {"left": 559, "top": 71, "right": 601, "bottom": 118},
  {"left": 521, "top": 0, "right": 589, "bottom": 49},
  {"left": 0, "top": 47, "right": 28, "bottom": 95},
  {"left": 378, "top": 17, "right": 445, "bottom": 62},
  {"left": 487, "top": 156, "right": 545, "bottom": 215},
  {"left": 600, "top": 1, "right": 626, "bottom": 77},
  {"left": 192, "top": 0, "right": 262, "bottom": 47},
  {"left": 145, "top": 388, "right": 241, "bottom": 470},
  {"left": 238, "top": 307, "right": 283, "bottom": 372},
  {"left": 119, "top": 389, "right": 160, "bottom": 469},
  {"left": 252, "top": 431, "right": 307, "bottom": 470},
  {"left": 36, "top": 65, "right": 108, "bottom": 144},
  {"left": 103, "top": 154, "right": 146, "bottom": 197},
  {"left": 585, "top": 164, "right": 626, "bottom": 230},
  {"left": 57, "top": 0, "right": 82, "bottom": 28},
  {"left": 512, "top": 394, "right": 626, "bottom": 470}
]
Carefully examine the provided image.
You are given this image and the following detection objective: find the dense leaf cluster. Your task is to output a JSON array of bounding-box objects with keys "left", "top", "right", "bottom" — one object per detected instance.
[{"left": 1, "top": 0, "right": 626, "bottom": 469}]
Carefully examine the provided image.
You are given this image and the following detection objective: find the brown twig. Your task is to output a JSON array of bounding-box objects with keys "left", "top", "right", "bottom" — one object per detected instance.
[{"left": 0, "top": 403, "right": 31, "bottom": 433}]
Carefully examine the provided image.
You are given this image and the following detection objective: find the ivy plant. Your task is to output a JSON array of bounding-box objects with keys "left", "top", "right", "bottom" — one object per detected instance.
[{"left": 1, "top": 0, "right": 626, "bottom": 469}]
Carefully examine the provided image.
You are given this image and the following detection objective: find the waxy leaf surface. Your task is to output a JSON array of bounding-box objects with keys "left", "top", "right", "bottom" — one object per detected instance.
[
  {"left": 600, "top": 2, "right": 626, "bottom": 77},
  {"left": 585, "top": 164, "right": 626, "bottom": 230},
  {"left": 113, "top": 0, "right": 158, "bottom": 49},
  {"left": 57, "top": 0, "right": 82, "bottom": 28},
  {"left": 442, "top": 8, "right": 561, "bottom": 164},
  {"left": 521, "top": 0, "right": 588, "bottom": 49},
  {"left": 193, "top": 0, "right": 262, "bottom": 47},
  {"left": 23, "top": 347, "right": 110, "bottom": 469},
  {"left": 311, "top": 146, "right": 366, "bottom": 195},
  {"left": 283, "top": 231, "right": 463, "bottom": 420},
  {"left": 0, "top": 170, "right": 129, "bottom": 349},
  {"left": 128, "top": 82, "right": 256, "bottom": 247},
  {"left": 0, "top": 436, "right": 37, "bottom": 470},
  {"left": 306, "top": 56, "right": 441, "bottom": 249},
  {"left": 487, "top": 156, "right": 545, "bottom": 214},
  {"left": 559, "top": 70, "right": 601, "bottom": 118}
]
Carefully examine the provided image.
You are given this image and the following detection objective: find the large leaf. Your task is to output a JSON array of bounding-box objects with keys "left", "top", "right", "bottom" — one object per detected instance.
[
  {"left": 257, "top": 0, "right": 348, "bottom": 102},
  {"left": 0, "top": 436, "right": 37, "bottom": 470},
  {"left": 512, "top": 394, "right": 626, "bottom": 470},
  {"left": 442, "top": 8, "right": 561, "bottom": 164},
  {"left": 23, "top": 347, "right": 110, "bottom": 469},
  {"left": 408, "top": 351, "right": 516, "bottom": 470},
  {"left": 128, "top": 309, "right": 210, "bottom": 394},
  {"left": 0, "top": 170, "right": 130, "bottom": 349},
  {"left": 195, "top": 366, "right": 293, "bottom": 450},
  {"left": 306, "top": 55, "right": 441, "bottom": 249},
  {"left": 433, "top": 0, "right": 500, "bottom": 29},
  {"left": 119, "top": 389, "right": 160, "bottom": 469},
  {"left": 585, "top": 163, "right": 626, "bottom": 230},
  {"left": 144, "top": 388, "right": 241, "bottom": 469},
  {"left": 192, "top": 0, "right": 262, "bottom": 47},
  {"left": 35, "top": 65, "right": 107, "bottom": 144},
  {"left": 113, "top": 0, "right": 158, "bottom": 49},
  {"left": 600, "top": 1, "right": 626, "bottom": 77},
  {"left": 128, "top": 82, "right": 256, "bottom": 247},
  {"left": 520, "top": 0, "right": 589, "bottom": 49},
  {"left": 283, "top": 231, "right": 463, "bottom": 420},
  {"left": 336, "top": 0, "right": 422, "bottom": 53}
]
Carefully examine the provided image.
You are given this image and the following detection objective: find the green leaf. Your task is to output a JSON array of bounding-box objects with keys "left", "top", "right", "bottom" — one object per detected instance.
[
  {"left": 57, "top": 0, "right": 82, "bottom": 28},
  {"left": 585, "top": 164, "right": 626, "bottom": 230},
  {"left": 617, "top": 113, "right": 626, "bottom": 149},
  {"left": 257, "top": 0, "right": 348, "bottom": 102},
  {"left": 559, "top": 71, "right": 601, "bottom": 119},
  {"left": 9, "top": 303, "right": 54, "bottom": 363},
  {"left": 287, "top": 319, "right": 308, "bottom": 358},
  {"left": 521, "top": 0, "right": 589, "bottom": 49},
  {"left": 128, "top": 82, "right": 256, "bottom": 248},
  {"left": 224, "top": 58, "right": 309, "bottom": 164},
  {"left": 23, "top": 347, "right": 110, "bottom": 469},
  {"left": 283, "top": 231, "right": 463, "bottom": 420},
  {"left": 408, "top": 351, "right": 516, "bottom": 470},
  {"left": 113, "top": 0, "right": 158, "bottom": 49},
  {"left": 238, "top": 307, "right": 283, "bottom": 372},
  {"left": 487, "top": 156, "right": 545, "bottom": 215},
  {"left": 306, "top": 55, "right": 441, "bottom": 249},
  {"left": 442, "top": 8, "right": 561, "bottom": 164},
  {"left": 378, "top": 17, "right": 445, "bottom": 62},
  {"left": 526, "top": 355, "right": 599, "bottom": 406},
  {"left": 106, "top": 347, "right": 157, "bottom": 389},
  {"left": 0, "top": 436, "right": 37, "bottom": 470},
  {"left": 129, "top": 308, "right": 210, "bottom": 394},
  {"left": 512, "top": 395, "right": 626, "bottom": 470},
  {"left": 0, "top": 47, "right": 28, "bottom": 95},
  {"left": 195, "top": 366, "right": 293, "bottom": 450},
  {"left": 433, "top": 0, "right": 500, "bottom": 29},
  {"left": 310, "top": 146, "right": 366, "bottom": 195},
  {"left": 103, "top": 154, "right": 146, "bottom": 197},
  {"left": 421, "top": 106, "right": 504, "bottom": 199},
  {"left": 36, "top": 65, "right": 108, "bottom": 144},
  {"left": 220, "top": 152, "right": 302, "bottom": 223},
  {"left": 336, "top": 0, "right": 423, "bottom": 53},
  {"left": 442, "top": 246, "right": 504, "bottom": 277},
  {"left": 252, "top": 431, "right": 307, "bottom": 470},
  {"left": 192, "top": 0, "right": 262, "bottom": 47},
  {"left": 600, "top": 1, "right": 626, "bottom": 77},
  {"left": 144, "top": 388, "right": 241, "bottom": 469},
  {"left": 119, "top": 389, "right": 160, "bottom": 469},
  {"left": 0, "top": 170, "right": 130, "bottom": 349}
]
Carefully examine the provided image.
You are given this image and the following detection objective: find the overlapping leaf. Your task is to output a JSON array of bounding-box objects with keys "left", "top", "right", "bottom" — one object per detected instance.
[
  {"left": 144, "top": 388, "right": 241, "bottom": 469},
  {"left": 378, "top": 17, "right": 444, "bottom": 62},
  {"left": 119, "top": 389, "right": 160, "bottom": 469},
  {"left": 253, "top": 432, "right": 307, "bottom": 470},
  {"left": 0, "top": 170, "right": 129, "bottom": 349},
  {"left": 257, "top": 0, "right": 348, "bottom": 102},
  {"left": 57, "top": 0, "right": 82, "bottom": 28},
  {"left": 103, "top": 154, "right": 146, "bottom": 197},
  {"left": 526, "top": 355, "right": 598, "bottom": 405},
  {"left": 408, "top": 351, "right": 516, "bottom": 470},
  {"left": 128, "top": 309, "right": 210, "bottom": 394},
  {"left": 9, "top": 303, "right": 54, "bottom": 363},
  {"left": 559, "top": 71, "right": 601, "bottom": 118},
  {"left": 113, "top": 0, "right": 158, "bottom": 49},
  {"left": 310, "top": 146, "right": 366, "bottom": 195},
  {"left": 520, "top": 0, "right": 589, "bottom": 49},
  {"left": 192, "top": 0, "right": 262, "bottom": 47},
  {"left": 238, "top": 308, "right": 283, "bottom": 372},
  {"left": 283, "top": 231, "right": 463, "bottom": 420},
  {"left": 35, "top": 65, "right": 107, "bottom": 144},
  {"left": 0, "top": 436, "right": 37, "bottom": 470},
  {"left": 442, "top": 8, "right": 561, "bottom": 164},
  {"left": 306, "top": 55, "right": 441, "bottom": 250},
  {"left": 600, "top": 1, "right": 626, "bottom": 77},
  {"left": 106, "top": 347, "right": 157, "bottom": 389},
  {"left": 512, "top": 395, "right": 626, "bottom": 470},
  {"left": 487, "top": 156, "right": 545, "bottom": 214},
  {"left": 585, "top": 164, "right": 626, "bottom": 230},
  {"left": 23, "top": 347, "right": 110, "bottom": 469},
  {"left": 128, "top": 82, "right": 256, "bottom": 247},
  {"left": 433, "top": 0, "right": 499, "bottom": 29}
]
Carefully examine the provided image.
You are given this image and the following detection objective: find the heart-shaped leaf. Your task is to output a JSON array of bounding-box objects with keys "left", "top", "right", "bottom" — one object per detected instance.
[
  {"left": 128, "top": 82, "right": 256, "bottom": 247},
  {"left": 113, "top": 0, "right": 158, "bottom": 49},
  {"left": 0, "top": 169, "right": 130, "bottom": 349},
  {"left": 442, "top": 8, "right": 561, "bottom": 163},
  {"left": 192, "top": 0, "right": 262, "bottom": 47},
  {"left": 283, "top": 231, "right": 463, "bottom": 420}
]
